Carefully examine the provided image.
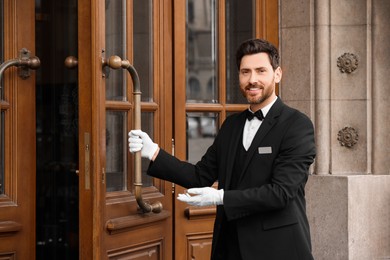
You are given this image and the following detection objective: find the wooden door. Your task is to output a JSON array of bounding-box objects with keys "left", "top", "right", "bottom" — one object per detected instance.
[
  {"left": 78, "top": 0, "right": 173, "bottom": 259},
  {"left": 0, "top": 0, "right": 37, "bottom": 259},
  {"left": 173, "top": 0, "right": 279, "bottom": 258},
  {"left": 0, "top": 0, "right": 278, "bottom": 259}
]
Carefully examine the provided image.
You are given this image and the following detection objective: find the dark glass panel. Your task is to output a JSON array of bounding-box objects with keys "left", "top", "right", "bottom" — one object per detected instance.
[
  {"left": 134, "top": 0, "right": 153, "bottom": 102},
  {"left": 105, "top": 0, "right": 126, "bottom": 101},
  {"left": 226, "top": 0, "right": 254, "bottom": 104},
  {"left": 106, "top": 111, "right": 127, "bottom": 192},
  {"left": 35, "top": 0, "right": 79, "bottom": 258}
]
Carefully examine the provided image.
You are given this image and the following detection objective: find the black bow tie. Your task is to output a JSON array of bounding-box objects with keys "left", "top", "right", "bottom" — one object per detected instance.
[{"left": 246, "top": 109, "right": 264, "bottom": 121}]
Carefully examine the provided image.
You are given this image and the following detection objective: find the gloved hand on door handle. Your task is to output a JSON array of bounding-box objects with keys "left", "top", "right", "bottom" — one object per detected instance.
[
  {"left": 128, "top": 130, "right": 159, "bottom": 160},
  {"left": 177, "top": 187, "right": 224, "bottom": 207}
]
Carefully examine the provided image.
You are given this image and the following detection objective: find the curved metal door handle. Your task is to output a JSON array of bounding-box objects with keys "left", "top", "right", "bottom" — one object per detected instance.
[
  {"left": 0, "top": 48, "right": 40, "bottom": 89},
  {"left": 0, "top": 48, "right": 40, "bottom": 195},
  {"left": 103, "top": 55, "right": 163, "bottom": 214}
]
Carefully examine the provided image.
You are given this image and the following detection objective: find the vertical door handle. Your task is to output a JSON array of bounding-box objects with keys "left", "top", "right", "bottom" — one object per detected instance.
[{"left": 103, "top": 55, "right": 163, "bottom": 214}]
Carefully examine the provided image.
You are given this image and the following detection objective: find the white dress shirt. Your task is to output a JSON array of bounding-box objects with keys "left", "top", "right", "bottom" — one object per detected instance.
[{"left": 242, "top": 97, "right": 278, "bottom": 150}]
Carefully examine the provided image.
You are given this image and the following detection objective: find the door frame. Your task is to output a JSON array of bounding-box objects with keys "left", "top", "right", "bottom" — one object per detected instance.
[{"left": 77, "top": 0, "right": 105, "bottom": 258}]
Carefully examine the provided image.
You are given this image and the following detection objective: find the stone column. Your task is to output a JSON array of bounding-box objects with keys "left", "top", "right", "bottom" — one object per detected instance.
[
  {"left": 314, "top": 0, "right": 331, "bottom": 175},
  {"left": 372, "top": 0, "right": 390, "bottom": 174}
]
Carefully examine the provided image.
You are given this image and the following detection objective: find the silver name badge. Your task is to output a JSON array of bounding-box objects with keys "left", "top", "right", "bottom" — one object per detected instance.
[{"left": 258, "top": 146, "right": 272, "bottom": 154}]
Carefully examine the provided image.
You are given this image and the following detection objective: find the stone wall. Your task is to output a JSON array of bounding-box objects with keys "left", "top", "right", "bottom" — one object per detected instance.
[
  {"left": 279, "top": 0, "right": 390, "bottom": 259},
  {"left": 307, "top": 175, "right": 390, "bottom": 259}
]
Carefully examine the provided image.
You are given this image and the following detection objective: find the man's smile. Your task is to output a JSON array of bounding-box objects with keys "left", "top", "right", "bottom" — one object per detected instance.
[{"left": 246, "top": 87, "right": 263, "bottom": 95}]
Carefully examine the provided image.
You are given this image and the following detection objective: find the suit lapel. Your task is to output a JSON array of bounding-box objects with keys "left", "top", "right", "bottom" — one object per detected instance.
[
  {"left": 225, "top": 111, "right": 247, "bottom": 190},
  {"left": 238, "top": 98, "right": 285, "bottom": 184}
]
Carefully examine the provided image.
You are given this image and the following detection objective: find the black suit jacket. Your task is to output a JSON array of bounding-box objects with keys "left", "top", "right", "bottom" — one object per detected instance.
[{"left": 148, "top": 98, "right": 316, "bottom": 260}]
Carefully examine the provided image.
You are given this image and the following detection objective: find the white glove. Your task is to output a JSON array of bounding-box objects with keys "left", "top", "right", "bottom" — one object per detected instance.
[
  {"left": 128, "top": 130, "right": 159, "bottom": 160},
  {"left": 177, "top": 187, "right": 224, "bottom": 207}
]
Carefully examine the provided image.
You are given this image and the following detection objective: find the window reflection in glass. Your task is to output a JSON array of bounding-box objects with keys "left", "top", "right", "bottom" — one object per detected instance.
[
  {"left": 105, "top": 111, "right": 154, "bottom": 193},
  {"left": 226, "top": 0, "right": 254, "bottom": 104},
  {"left": 105, "top": 0, "right": 126, "bottom": 101},
  {"left": 106, "top": 111, "right": 127, "bottom": 192},
  {"left": 186, "top": 0, "right": 218, "bottom": 103},
  {"left": 186, "top": 112, "right": 219, "bottom": 164},
  {"left": 133, "top": 0, "right": 153, "bottom": 102}
]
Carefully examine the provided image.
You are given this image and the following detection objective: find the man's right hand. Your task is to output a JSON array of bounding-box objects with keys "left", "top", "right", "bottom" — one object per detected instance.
[{"left": 128, "top": 130, "right": 159, "bottom": 160}]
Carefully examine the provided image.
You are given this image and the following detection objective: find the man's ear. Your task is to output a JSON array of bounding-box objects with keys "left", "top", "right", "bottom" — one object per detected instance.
[{"left": 274, "top": 67, "right": 282, "bottom": 83}]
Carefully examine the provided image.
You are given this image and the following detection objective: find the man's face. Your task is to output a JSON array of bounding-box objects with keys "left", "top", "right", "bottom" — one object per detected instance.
[{"left": 239, "top": 53, "right": 282, "bottom": 110}]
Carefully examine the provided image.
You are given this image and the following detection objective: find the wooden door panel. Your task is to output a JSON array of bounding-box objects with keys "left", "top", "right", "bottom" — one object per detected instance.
[
  {"left": 187, "top": 233, "right": 213, "bottom": 259},
  {"left": 102, "top": 0, "right": 173, "bottom": 255},
  {"left": 0, "top": 0, "right": 36, "bottom": 259},
  {"left": 78, "top": 0, "right": 174, "bottom": 259},
  {"left": 173, "top": 0, "right": 279, "bottom": 259},
  {"left": 77, "top": 1, "right": 94, "bottom": 259},
  {"left": 77, "top": 0, "right": 105, "bottom": 258}
]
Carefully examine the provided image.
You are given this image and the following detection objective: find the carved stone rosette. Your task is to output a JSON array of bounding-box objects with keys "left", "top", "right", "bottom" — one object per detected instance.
[
  {"left": 337, "top": 126, "right": 359, "bottom": 148},
  {"left": 337, "top": 53, "right": 359, "bottom": 73}
]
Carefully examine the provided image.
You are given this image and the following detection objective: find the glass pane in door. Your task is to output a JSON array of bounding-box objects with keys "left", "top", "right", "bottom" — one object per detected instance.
[
  {"left": 134, "top": 0, "right": 153, "bottom": 102},
  {"left": 106, "top": 111, "right": 127, "bottom": 192},
  {"left": 105, "top": 0, "right": 126, "bottom": 101},
  {"left": 105, "top": 0, "right": 127, "bottom": 192},
  {"left": 225, "top": 0, "right": 254, "bottom": 104},
  {"left": 186, "top": 0, "right": 218, "bottom": 103},
  {"left": 35, "top": 0, "right": 79, "bottom": 259},
  {"left": 140, "top": 112, "right": 154, "bottom": 187},
  {"left": 105, "top": 0, "right": 155, "bottom": 192},
  {"left": 186, "top": 112, "right": 219, "bottom": 163}
]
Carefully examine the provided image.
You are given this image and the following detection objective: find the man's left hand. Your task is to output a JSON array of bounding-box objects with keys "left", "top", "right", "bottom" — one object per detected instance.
[{"left": 177, "top": 187, "right": 224, "bottom": 207}]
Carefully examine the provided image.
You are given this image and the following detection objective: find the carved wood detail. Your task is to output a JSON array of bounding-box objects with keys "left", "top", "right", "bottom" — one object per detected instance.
[
  {"left": 0, "top": 221, "right": 22, "bottom": 237},
  {"left": 107, "top": 239, "right": 162, "bottom": 260},
  {"left": 105, "top": 210, "right": 170, "bottom": 234},
  {"left": 0, "top": 252, "right": 16, "bottom": 260},
  {"left": 187, "top": 232, "right": 213, "bottom": 260}
]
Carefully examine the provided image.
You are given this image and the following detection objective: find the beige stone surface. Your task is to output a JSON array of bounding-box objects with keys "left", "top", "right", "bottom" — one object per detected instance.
[
  {"left": 306, "top": 175, "right": 390, "bottom": 260},
  {"left": 280, "top": 26, "right": 313, "bottom": 103},
  {"left": 330, "top": 26, "right": 367, "bottom": 100},
  {"left": 331, "top": 100, "right": 368, "bottom": 174},
  {"left": 306, "top": 175, "right": 349, "bottom": 260},
  {"left": 330, "top": 0, "right": 368, "bottom": 25},
  {"left": 280, "top": 0, "right": 312, "bottom": 28},
  {"left": 372, "top": 0, "right": 390, "bottom": 174}
]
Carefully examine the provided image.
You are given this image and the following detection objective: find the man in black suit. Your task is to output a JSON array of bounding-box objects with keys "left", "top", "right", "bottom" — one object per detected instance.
[{"left": 129, "top": 38, "right": 316, "bottom": 260}]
